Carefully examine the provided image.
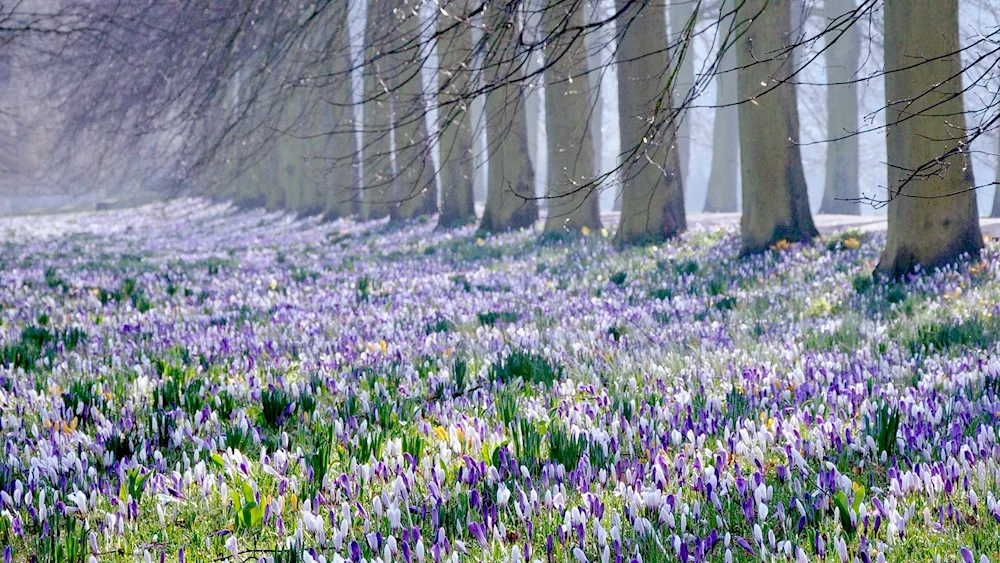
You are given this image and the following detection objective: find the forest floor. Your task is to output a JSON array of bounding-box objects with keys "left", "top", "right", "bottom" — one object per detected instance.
[{"left": 2, "top": 199, "right": 1000, "bottom": 563}]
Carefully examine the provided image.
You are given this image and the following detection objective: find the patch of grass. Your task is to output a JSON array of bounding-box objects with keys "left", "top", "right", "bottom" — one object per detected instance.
[
  {"left": 261, "top": 386, "right": 294, "bottom": 429},
  {"left": 864, "top": 401, "right": 901, "bottom": 457},
  {"left": 650, "top": 287, "right": 673, "bottom": 301},
  {"left": 906, "top": 315, "right": 998, "bottom": 356},
  {"left": 477, "top": 311, "right": 519, "bottom": 327},
  {"left": 425, "top": 319, "right": 456, "bottom": 334},
  {"left": 490, "top": 350, "right": 563, "bottom": 387},
  {"left": 547, "top": 421, "right": 585, "bottom": 471}
]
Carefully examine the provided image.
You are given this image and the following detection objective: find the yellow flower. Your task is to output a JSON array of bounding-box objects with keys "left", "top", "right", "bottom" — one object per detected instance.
[
  {"left": 379, "top": 339, "right": 388, "bottom": 353},
  {"left": 269, "top": 279, "right": 278, "bottom": 290},
  {"left": 581, "top": 226, "right": 591, "bottom": 236},
  {"left": 770, "top": 239, "right": 791, "bottom": 252},
  {"left": 476, "top": 238, "right": 485, "bottom": 246},
  {"left": 433, "top": 426, "right": 448, "bottom": 441},
  {"left": 600, "top": 228, "right": 609, "bottom": 238},
  {"left": 842, "top": 237, "right": 860, "bottom": 250}
]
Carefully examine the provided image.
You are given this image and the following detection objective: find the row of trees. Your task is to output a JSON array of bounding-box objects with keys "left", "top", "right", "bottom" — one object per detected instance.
[{"left": 24, "top": 0, "right": 1000, "bottom": 276}]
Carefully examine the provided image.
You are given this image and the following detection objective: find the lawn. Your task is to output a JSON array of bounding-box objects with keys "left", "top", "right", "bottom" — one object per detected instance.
[{"left": 1, "top": 199, "right": 999, "bottom": 563}]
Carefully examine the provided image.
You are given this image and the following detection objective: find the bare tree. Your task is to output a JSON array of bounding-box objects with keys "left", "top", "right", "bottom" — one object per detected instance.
[
  {"left": 541, "top": 0, "right": 601, "bottom": 234},
  {"left": 703, "top": 0, "right": 739, "bottom": 212},
  {"left": 877, "top": 0, "right": 981, "bottom": 276},
  {"left": 818, "top": 0, "right": 860, "bottom": 214},
  {"left": 735, "top": 0, "right": 817, "bottom": 254},
  {"left": 614, "top": 0, "right": 685, "bottom": 244},
  {"left": 436, "top": 0, "right": 478, "bottom": 228},
  {"left": 479, "top": 0, "right": 538, "bottom": 233}
]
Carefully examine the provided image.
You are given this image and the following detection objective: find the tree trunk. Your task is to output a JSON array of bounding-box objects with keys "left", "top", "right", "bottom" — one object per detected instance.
[
  {"left": 437, "top": 0, "right": 477, "bottom": 228},
  {"left": 669, "top": 0, "right": 695, "bottom": 185},
  {"left": 542, "top": 0, "right": 601, "bottom": 234},
  {"left": 388, "top": 0, "right": 438, "bottom": 223},
  {"left": 704, "top": 6, "right": 739, "bottom": 213},
  {"left": 614, "top": 0, "right": 685, "bottom": 245},
  {"left": 322, "top": 12, "right": 360, "bottom": 221},
  {"left": 735, "top": 0, "right": 817, "bottom": 254},
  {"left": 877, "top": 0, "right": 981, "bottom": 277},
  {"left": 993, "top": 131, "right": 1000, "bottom": 218},
  {"left": 479, "top": 0, "right": 539, "bottom": 234},
  {"left": 818, "top": 0, "right": 860, "bottom": 215},
  {"left": 361, "top": 0, "right": 394, "bottom": 221}
]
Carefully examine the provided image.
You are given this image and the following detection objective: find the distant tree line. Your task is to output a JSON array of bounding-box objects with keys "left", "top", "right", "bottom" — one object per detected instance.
[{"left": 5, "top": 0, "right": 1000, "bottom": 277}]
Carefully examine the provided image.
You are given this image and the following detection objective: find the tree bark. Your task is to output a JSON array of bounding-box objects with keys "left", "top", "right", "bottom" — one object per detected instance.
[
  {"left": 613, "top": 0, "right": 685, "bottom": 245},
  {"left": 361, "top": 0, "right": 395, "bottom": 221},
  {"left": 388, "top": 0, "right": 438, "bottom": 223},
  {"left": 877, "top": 0, "right": 981, "bottom": 277},
  {"left": 704, "top": 6, "right": 739, "bottom": 213},
  {"left": 993, "top": 131, "right": 1000, "bottom": 218},
  {"left": 437, "top": 0, "right": 478, "bottom": 228},
  {"left": 669, "top": 0, "right": 695, "bottom": 185},
  {"left": 541, "top": 0, "right": 601, "bottom": 234},
  {"left": 322, "top": 12, "right": 360, "bottom": 221},
  {"left": 479, "top": 0, "right": 539, "bottom": 233},
  {"left": 735, "top": 0, "right": 817, "bottom": 254},
  {"left": 819, "top": 0, "right": 859, "bottom": 215}
]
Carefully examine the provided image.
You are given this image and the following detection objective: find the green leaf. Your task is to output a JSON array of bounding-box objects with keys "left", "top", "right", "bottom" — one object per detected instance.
[
  {"left": 833, "top": 490, "right": 856, "bottom": 537},
  {"left": 490, "top": 440, "right": 509, "bottom": 468},
  {"left": 210, "top": 452, "right": 225, "bottom": 468},
  {"left": 241, "top": 481, "right": 255, "bottom": 502}
]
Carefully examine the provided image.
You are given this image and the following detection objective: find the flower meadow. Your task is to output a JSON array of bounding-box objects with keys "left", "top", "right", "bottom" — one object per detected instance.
[{"left": 3, "top": 200, "right": 1000, "bottom": 563}]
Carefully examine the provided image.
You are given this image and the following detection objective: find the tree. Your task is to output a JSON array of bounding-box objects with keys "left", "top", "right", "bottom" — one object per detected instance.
[
  {"left": 436, "top": 0, "right": 478, "bottom": 228},
  {"left": 321, "top": 7, "right": 361, "bottom": 221},
  {"left": 541, "top": 0, "right": 601, "bottom": 234},
  {"left": 877, "top": 0, "right": 981, "bottom": 276},
  {"left": 818, "top": 0, "right": 860, "bottom": 215},
  {"left": 669, "top": 0, "right": 696, "bottom": 185},
  {"left": 735, "top": 0, "right": 817, "bottom": 254},
  {"left": 388, "top": 0, "right": 438, "bottom": 222},
  {"left": 361, "top": 0, "right": 395, "bottom": 221},
  {"left": 704, "top": 2, "right": 739, "bottom": 213},
  {"left": 479, "top": 0, "right": 539, "bottom": 234},
  {"left": 993, "top": 131, "right": 1000, "bottom": 218},
  {"left": 614, "top": 0, "right": 685, "bottom": 244}
]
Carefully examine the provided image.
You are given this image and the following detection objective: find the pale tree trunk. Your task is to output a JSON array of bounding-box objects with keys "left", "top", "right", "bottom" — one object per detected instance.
[
  {"left": 437, "top": 0, "right": 477, "bottom": 228},
  {"left": 523, "top": 0, "right": 547, "bottom": 204},
  {"left": 542, "top": 0, "right": 601, "bottom": 234},
  {"left": 298, "top": 90, "right": 330, "bottom": 217},
  {"left": 479, "top": 0, "right": 539, "bottom": 233},
  {"left": 704, "top": 4, "right": 739, "bottom": 212},
  {"left": 877, "top": 0, "right": 981, "bottom": 277},
  {"left": 669, "top": 0, "right": 695, "bottom": 184},
  {"left": 736, "top": 0, "right": 817, "bottom": 254},
  {"left": 322, "top": 15, "right": 360, "bottom": 221},
  {"left": 819, "top": 0, "right": 859, "bottom": 215},
  {"left": 993, "top": 131, "right": 1000, "bottom": 218},
  {"left": 361, "top": 0, "right": 394, "bottom": 221},
  {"left": 614, "top": 0, "right": 685, "bottom": 245},
  {"left": 584, "top": 3, "right": 602, "bottom": 181},
  {"left": 388, "top": 0, "right": 438, "bottom": 222}
]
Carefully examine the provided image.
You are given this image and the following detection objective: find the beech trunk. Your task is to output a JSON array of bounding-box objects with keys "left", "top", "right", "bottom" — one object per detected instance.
[
  {"left": 541, "top": 0, "right": 601, "bottom": 234},
  {"left": 478, "top": 0, "right": 539, "bottom": 234},
  {"left": 735, "top": 0, "right": 817, "bottom": 254},
  {"left": 614, "top": 0, "right": 685, "bottom": 245},
  {"left": 877, "top": 0, "right": 982, "bottom": 277}
]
